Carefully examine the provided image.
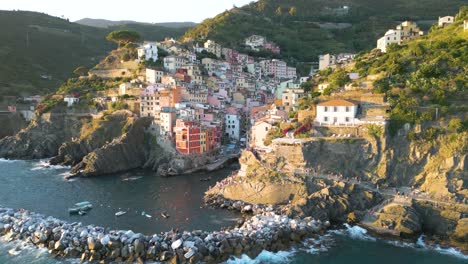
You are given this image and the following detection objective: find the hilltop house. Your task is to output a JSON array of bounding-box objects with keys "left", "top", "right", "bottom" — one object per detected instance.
[
  {"left": 377, "top": 21, "right": 423, "bottom": 52},
  {"left": 438, "top": 16, "right": 454, "bottom": 27},
  {"left": 377, "top": 29, "right": 402, "bottom": 52},
  {"left": 137, "top": 42, "right": 158, "bottom": 62},
  {"left": 245, "top": 35, "right": 266, "bottom": 50},
  {"left": 64, "top": 95, "right": 79, "bottom": 107},
  {"left": 396, "top": 21, "right": 423, "bottom": 41},
  {"left": 315, "top": 99, "right": 358, "bottom": 126},
  {"left": 464, "top": 20, "right": 468, "bottom": 31}
]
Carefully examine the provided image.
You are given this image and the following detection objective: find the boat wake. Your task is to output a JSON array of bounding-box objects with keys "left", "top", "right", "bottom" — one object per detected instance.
[{"left": 0, "top": 158, "right": 18, "bottom": 163}]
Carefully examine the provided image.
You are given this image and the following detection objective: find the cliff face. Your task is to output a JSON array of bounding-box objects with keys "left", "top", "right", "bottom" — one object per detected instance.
[
  {"left": 0, "top": 109, "right": 84, "bottom": 159},
  {"left": 210, "top": 124, "right": 467, "bottom": 249},
  {"left": 0, "top": 113, "right": 27, "bottom": 140},
  {"left": 70, "top": 117, "right": 153, "bottom": 176},
  {"left": 50, "top": 110, "right": 134, "bottom": 166}
]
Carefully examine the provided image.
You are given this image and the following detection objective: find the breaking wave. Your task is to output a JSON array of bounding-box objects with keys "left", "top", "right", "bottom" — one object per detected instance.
[{"left": 226, "top": 249, "right": 296, "bottom": 264}]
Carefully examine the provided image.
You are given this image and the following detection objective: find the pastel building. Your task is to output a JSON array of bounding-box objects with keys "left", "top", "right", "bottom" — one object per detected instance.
[{"left": 146, "top": 68, "right": 164, "bottom": 84}]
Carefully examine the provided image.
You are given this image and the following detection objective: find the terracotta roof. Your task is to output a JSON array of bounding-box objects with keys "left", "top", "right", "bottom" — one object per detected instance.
[{"left": 317, "top": 99, "right": 357, "bottom": 107}]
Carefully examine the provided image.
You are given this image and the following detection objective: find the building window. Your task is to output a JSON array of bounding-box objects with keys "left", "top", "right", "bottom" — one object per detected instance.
[
  {"left": 333, "top": 106, "right": 338, "bottom": 112},
  {"left": 324, "top": 106, "right": 328, "bottom": 112},
  {"left": 265, "top": 127, "right": 269, "bottom": 131},
  {"left": 346, "top": 106, "right": 350, "bottom": 112},
  {"left": 345, "top": 117, "right": 350, "bottom": 122}
]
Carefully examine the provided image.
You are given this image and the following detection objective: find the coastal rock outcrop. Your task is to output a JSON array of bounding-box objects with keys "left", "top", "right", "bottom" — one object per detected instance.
[
  {"left": 70, "top": 117, "right": 152, "bottom": 176},
  {"left": 0, "top": 112, "right": 27, "bottom": 140},
  {"left": 0, "top": 108, "right": 84, "bottom": 159},
  {"left": 49, "top": 110, "right": 134, "bottom": 166}
]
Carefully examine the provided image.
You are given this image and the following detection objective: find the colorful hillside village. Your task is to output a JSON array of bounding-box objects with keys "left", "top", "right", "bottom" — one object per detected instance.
[{"left": 5, "top": 13, "right": 458, "bottom": 157}]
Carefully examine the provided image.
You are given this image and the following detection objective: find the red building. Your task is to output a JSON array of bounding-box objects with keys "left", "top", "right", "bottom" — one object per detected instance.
[{"left": 174, "top": 119, "right": 201, "bottom": 154}]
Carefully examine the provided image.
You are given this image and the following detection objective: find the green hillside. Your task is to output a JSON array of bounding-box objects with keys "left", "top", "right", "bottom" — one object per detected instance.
[
  {"left": 183, "top": 0, "right": 466, "bottom": 68},
  {"left": 0, "top": 11, "right": 187, "bottom": 97},
  {"left": 353, "top": 6, "right": 468, "bottom": 134}
]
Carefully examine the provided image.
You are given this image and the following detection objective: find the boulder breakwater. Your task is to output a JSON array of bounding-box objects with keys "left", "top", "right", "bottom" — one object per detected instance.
[{"left": 0, "top": 207, "right": 328, "bottom": 263}]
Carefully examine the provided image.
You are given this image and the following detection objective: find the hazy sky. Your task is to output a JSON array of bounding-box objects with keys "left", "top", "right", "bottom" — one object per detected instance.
[{"left": 0, "top": 0, "right": 256, "bottom": 23}]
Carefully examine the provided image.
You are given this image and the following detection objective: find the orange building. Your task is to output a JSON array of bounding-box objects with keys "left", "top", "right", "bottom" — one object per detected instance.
[{"left": 174, "top": 119, "right": 201, "bottom": 154}]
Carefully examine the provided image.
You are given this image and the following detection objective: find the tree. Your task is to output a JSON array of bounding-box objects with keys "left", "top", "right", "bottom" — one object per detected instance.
[
  {"left": 106, "top": 30, "right": 140, "bottom": 47},
  {"left": 73, "top": 66, "right": 88, "bottom": 76},
  {"left": 276, "top": 7, "right": 283, "bottom": 16},
  {"left": 289, "top": 6, "right": 297, "bottom": 16}
]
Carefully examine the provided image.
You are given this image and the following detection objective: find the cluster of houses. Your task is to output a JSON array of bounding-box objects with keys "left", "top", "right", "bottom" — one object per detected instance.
[
  {"left": 318, "top": 53, "right": 356, "bottom": 71},
  {"left": 376, "top": 21, "right": 424, "bottom": 52},
  {"left": 61, "top": 36, "right": 304, "bottom": 155},
  {"left": 377, "top": 15, "right": 467, "bottom": 53},
  {"left": 244, "top": 35, "right": 281, "bottom": 54}
]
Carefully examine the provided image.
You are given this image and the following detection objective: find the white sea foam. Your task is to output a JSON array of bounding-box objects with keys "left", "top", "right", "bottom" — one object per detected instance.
[
  {"left": 0, "top": 158, "right": 22, "bottom": 163},
  {"left": 343, "top": 224, "right": 376, "bottom": 241},
  {"left": 30, "top": 160, "right": 71, "bottom": 171},
  {"left": 433, "top": 246, "right": 468, "bottom": 260},
  {"left": 302, "top": 236, "right": 333, "bottom": 254},
  {"left": 225, "top": 249, "right": 296, "bottom": 264}
]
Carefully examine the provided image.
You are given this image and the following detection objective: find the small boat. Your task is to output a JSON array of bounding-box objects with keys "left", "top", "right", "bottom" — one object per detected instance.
[
  {"left": 145, "top": 214, "right": 152, "bottom": 218},
  {"left": 161, "top": 212, "right": 170, "bottom": 219},
  {"left": 75, "top": 201, "right": 92, "bottom": 207},
  {"left": 200, "top": 177, "right": 211, "bottom": 182},
  {"left": 115, "top": 211, "right": 127, "bottom": 217},
  {"left": 122, "top": 176, "right": 142, "bottom": 182},
  {"left": 69, "top": 202, "right": 93, "bottom": 215}
]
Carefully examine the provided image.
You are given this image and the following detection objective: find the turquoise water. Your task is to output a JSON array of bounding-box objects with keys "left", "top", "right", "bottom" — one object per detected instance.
[{"left": 0, "top": 159, "right": 466, "bottom": 263}]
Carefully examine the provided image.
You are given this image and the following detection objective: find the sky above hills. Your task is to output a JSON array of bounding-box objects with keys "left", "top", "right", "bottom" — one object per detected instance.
[{"left": 0, "top": 0, "right": 255, "bottom": 23}]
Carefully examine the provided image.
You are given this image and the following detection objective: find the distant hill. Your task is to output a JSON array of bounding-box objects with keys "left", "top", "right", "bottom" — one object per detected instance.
[
  {"left": 76, "top": 18, "right": 197, "bottom": 29},
  {"left": 0, "top": 11, "right": 189, "bottom": 97},
  {"left": 183, "top": 0, "right": 466, "bottom": 71}
]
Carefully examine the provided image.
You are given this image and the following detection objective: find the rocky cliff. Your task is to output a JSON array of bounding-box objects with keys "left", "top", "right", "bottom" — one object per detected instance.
[
  {"left": 50, "top": 110, "right": 134, "bottom": 166},
  {"left": 207, "top": 124, "right": 467, "bottom": 250},
  {"left": 0, "top": 113, "right": 27, "bottom": 140},
  {"left": 70, "top": 117, "right": 153, "bottom": 176},
  {"left": 0, "top": 108, "right": 85, "bottom": 159}
]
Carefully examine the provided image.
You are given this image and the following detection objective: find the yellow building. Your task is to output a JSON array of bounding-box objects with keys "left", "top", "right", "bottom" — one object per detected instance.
[{"left": 397, "top": 21, "right": 423, "bottom": 41}]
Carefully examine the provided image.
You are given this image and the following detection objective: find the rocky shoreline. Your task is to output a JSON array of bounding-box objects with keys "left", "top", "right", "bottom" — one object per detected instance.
[{"left": 0, "top": 207, "right": 328, "bottom": 263}]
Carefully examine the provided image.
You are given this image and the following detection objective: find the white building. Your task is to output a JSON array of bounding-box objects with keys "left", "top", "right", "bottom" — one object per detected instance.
[
  {"left": 137, "top": 42, "right": 158, "bottom": 62},
  {"left": 464, "top": 20, "right": 468, "bottom": 31},
  {"left": 163, "top": 56, "right": 186, "bottom": 73},
  {"left": 245, "top": 35, "right": 266, "bottom": 50},
  {"left": 319, "top": 54, "right": 336, "bottom": 71},
  {"left": 377, "top": 29, "right": 402, "bottom": 52},
  {"left": 204, "top": 40, "right": 222, "bottom": 58},
  {"left": 225, "top": 113, "right": 241, "bottom": 141},
  {"left": 64, "top": 95, "right": 79, "bottom": 107},
  {"left": 315, "top": 99, "right": 358, "bottom": 126},
  {"left": 146, "top": 68, "right": 164, "bottom": 84},
  {"left": 438, "top": 16, "right": 454, "bottom": 27},
  {"left": 250, "top": 120, "right": 273, "bottom": 148}
]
